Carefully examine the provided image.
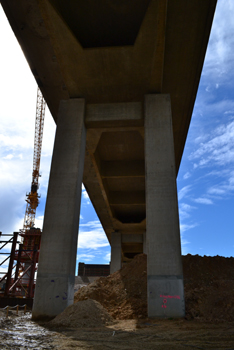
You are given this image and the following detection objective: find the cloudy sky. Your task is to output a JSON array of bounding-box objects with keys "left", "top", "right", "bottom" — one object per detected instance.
[{"left": 0, "top": 0, "right": 234, "bottom": 275}]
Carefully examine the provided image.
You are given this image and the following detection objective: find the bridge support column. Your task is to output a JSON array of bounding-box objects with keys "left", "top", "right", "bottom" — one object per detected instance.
[
  {"left": 145, "top": 94, "right": 185, "bottom": 318},
  {"left": 143, "top": 232, "right": 147, "bottom": 254},
  {"left": 110, "top": 232, "right": 122, "bottom": 274},
  {"left": 32, "top": 98, "right": 86, "bottom": 320}
]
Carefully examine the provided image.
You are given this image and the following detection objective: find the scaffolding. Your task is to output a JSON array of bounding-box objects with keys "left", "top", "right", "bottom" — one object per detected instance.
[{"left": 0, "top": 229, "right": 41, "bottom": 299}]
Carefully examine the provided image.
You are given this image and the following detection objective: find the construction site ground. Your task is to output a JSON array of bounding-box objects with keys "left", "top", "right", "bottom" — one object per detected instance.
[
  {"left": 0, "top": 254, "right": 234, "bottom": 349},
  {"left": 0, "top": 311, "right": 234, "bottom": 349}
]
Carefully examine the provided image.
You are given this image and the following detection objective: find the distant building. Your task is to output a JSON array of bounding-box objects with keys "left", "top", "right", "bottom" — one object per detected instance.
[{"left": 78, "top": 262, "right": 110, "bottom": 277}]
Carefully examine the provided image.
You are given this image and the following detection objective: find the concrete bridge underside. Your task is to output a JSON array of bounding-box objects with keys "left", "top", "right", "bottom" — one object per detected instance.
[{"left": 1, "top": 0, "right": 217, "bottom": 319}]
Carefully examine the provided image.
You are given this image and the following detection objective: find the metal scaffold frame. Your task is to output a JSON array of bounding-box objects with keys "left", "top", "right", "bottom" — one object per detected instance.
[{"left": 0, "top": 230, "right": 41, "bottom": 300}]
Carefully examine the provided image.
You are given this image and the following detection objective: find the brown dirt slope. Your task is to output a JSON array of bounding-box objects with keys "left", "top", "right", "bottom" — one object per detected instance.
[{"left": 74, "top": 254, "right": 234, "bottom": 322}]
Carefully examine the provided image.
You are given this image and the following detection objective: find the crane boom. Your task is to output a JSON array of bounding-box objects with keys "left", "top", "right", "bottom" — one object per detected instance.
[{"left": 22, "top": 88, "right": 46, "bottom": 232}]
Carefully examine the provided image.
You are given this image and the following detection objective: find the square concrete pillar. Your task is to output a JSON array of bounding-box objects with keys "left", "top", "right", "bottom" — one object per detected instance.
[
  {"left": 32, "top": 98, "right": 86, "bottom": 320},
  {"left": 145, "top": 94, "right": 185, "bottom": 318},
  {"left": 110, "top": 232, "right": 122, "bottom": 274}
]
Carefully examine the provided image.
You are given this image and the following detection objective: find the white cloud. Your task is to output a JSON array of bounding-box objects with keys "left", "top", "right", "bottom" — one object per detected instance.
[
  {"left": 0, "top": 265, "right": 9, "bottom": 275},
  {"left": 78, "top": 220, "right": 109, "bottom": 250},
  {"left": 179, "top": 202, "right": 196, "bottom": 221},
  {"left": 207, "top": 187, "right": 226, "bottom": 195},
  {"left": 83, "top": 191, "right": 89, "bottom": 200},
  {"left": 207, "top": 171, "right": 234, "bottom": 197},
  {"left": 77, "top": 253, "right": 96, "bottom": 262},
  {"left": 180, "top": 203, "right": 196, "bottom": 211},
  {"left": 78, "top": 231, "right": 109, "bottom": 250},
  {"left": 104, "top": 252, "right": 111, "bottom": 262},
  {"left": 183, "top": 172, "right": 191, "bottom": 180},
  {"left": 180, "top": 223, "right": 198, "bottom": 233},
  {"left": 0, "top": 254, "right": 10, "bottom": 265},
  {"left": 194, "top": 134, "right": 209, "bottom": 144},
  {"left": 0, "top": 134, "right": 33, "bottom": 151},
  {"left": 82, "top": 185, "right": 91, "bottom": 205},
  {"left": 80, "top": 220, "right": 102, "bottom": 229},
  {"left": 193, "top": 198, "right": 213, "bottom": 205},
  {"left": 77, "top": 248, "right": 110, "bottom": 263},
  {"left": 178, "top": 185, "right": 191, "bottom": 201},
  {"left": 189, "top": 120, "right": 234, "bottom": 168},
  {"left": 203, "top": 169, "right": 230, "bottom": 178},
  {"left": 3, "top": 154, "right": 14, "bottom": 160},
  {"left": 35, "top": 216, "right": 44, "bottom": 229},
  {"left": 202, "top": 1, "right": 234, "bottom": 84}
]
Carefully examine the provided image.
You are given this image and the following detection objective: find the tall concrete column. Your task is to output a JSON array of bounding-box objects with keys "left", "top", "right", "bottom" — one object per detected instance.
[
  {"left": 143, "top": 232, "right": 147, "bottom": 254},
  {"left": 110, "top": 232, "right": 122, "bottom": 274},
  {"left": 32, "top": 99, "right": 86, "bottom": 320},
  {"left": 145, "top": 94, "right": 185, "bottom": 318}
]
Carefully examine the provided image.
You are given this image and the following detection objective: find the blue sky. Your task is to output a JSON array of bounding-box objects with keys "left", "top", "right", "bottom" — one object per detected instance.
[
  {"left": 177, "top": 0, "right": 234, "bottom": 257},
  {"left": 0, "top": 0, "right": 233, "bottom": 276}
]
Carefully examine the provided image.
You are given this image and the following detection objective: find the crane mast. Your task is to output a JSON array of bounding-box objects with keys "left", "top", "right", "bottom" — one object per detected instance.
[{"left": 22, "top": 88, "right": 46, "bottom": 232}]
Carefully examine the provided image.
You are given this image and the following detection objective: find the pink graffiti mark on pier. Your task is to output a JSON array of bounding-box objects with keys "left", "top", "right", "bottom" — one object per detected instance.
[
  {"left": 160, "top": 295, "right": 181, "bottom": 308},
  {"left": 160, "top": 295, "right": 181, "bottom": 299},
  {"left": 162, "top": 299, "right": 167, "bottom": 308}
]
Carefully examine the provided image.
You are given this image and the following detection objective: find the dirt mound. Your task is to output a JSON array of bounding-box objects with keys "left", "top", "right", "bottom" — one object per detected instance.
[
  {"left": 183, "top": 254, "right": 234, "bottom": 322},
  {"left": 74, "top": 254, "right": 234, "bottom": 322},
  {"left": 75, "top": 254, "right": 147, "bottom": 319},
  {"left": 49, "top": 299, "right": 113, "bottom": 328}
]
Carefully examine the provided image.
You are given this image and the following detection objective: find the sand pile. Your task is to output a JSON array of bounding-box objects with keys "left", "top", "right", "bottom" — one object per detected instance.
[
  {"left": 74, "top": 254, "right": 234, "bottom": 322},
  {"left": 49, "top": 299, "right": 113, "bottom": 328}
]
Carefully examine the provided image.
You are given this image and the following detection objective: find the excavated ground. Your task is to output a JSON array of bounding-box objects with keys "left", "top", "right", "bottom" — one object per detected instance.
[
  {"left": 74, "top": 254, "right": 234, "bottom": 322},
  {"left": 0, "top": 254, "right": 233, "bottom": 349}
]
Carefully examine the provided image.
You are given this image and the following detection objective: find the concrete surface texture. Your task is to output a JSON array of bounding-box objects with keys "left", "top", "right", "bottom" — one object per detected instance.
[
  {"left": 145, "top": 95, "right": 184, "bottom": 317},
  {"left": 110, "top": 232, "right": 122, "bottom": 274},
  {"left": 1, "top": 0, "right": 217, "bottom": 318},
  {"left": 32, "top": 99, "right": 86, "bottom": 319}
]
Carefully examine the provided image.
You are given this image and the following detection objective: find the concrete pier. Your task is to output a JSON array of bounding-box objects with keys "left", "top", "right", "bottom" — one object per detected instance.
[
  {"left": 145, "top": 94, "right": 185, "bottom": 318},
  {"left": 32, "top": 99, "right": 86, "bottom": 319},
  {"left": 143, "top": 232, "right": 147, "bottom": 254},
  {"left": 110, "top": 232, "right": 122, "bottom": 274}
]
